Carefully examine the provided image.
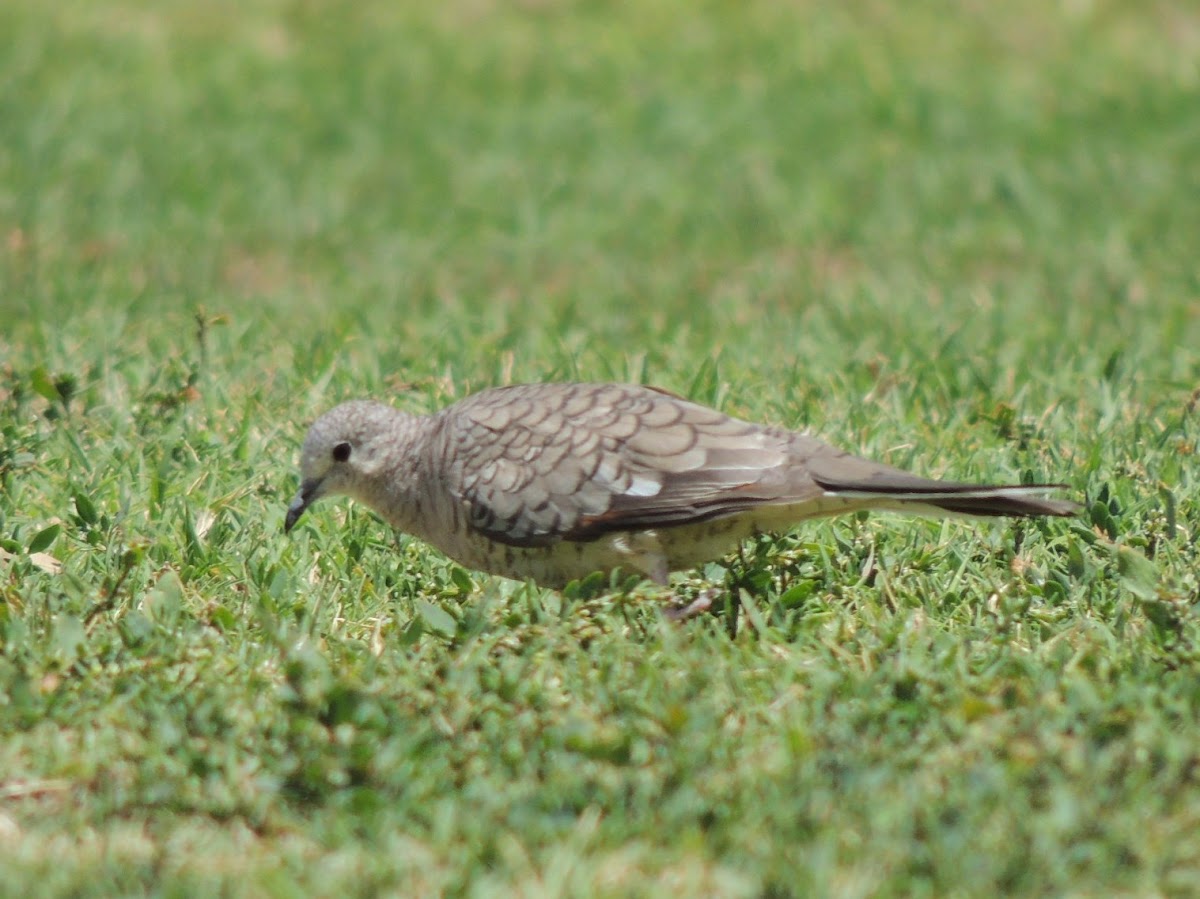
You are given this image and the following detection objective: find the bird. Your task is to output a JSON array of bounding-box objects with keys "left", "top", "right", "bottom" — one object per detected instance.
[{"left": 284, "top": 381, "right": 1078, "bottom": 589}]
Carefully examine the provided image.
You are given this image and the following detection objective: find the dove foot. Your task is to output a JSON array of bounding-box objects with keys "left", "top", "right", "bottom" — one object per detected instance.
[{"left": 663, "top": 587, "right": 723, "bottom": 622}]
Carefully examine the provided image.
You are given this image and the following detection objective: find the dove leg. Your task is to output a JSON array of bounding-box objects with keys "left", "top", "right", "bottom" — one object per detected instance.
[{"left": 662, "top": 587, "right": 722, "bottom": 621}]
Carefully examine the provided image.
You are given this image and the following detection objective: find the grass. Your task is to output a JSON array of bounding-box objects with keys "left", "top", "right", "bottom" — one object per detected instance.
[{"left": 2, "top": 0, "right": 1199, "bottom": 894}]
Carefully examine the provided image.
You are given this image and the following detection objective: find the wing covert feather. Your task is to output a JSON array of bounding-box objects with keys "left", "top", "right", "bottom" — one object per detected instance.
[{"left": 438, "top": 383, "right": 817, "bottom": 547}]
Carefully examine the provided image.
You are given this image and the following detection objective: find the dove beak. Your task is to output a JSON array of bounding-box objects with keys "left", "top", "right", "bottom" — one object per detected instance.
[{"left": 284, "top": 478, "right": 323, "bottom": 533}]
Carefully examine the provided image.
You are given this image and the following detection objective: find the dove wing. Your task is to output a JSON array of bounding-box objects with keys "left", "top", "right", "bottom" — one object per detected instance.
[{"left": 437, "top": 382, "right": 817, "bottom": 547}]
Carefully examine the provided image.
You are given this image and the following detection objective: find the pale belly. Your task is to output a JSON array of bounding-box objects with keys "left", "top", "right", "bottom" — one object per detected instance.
[
  {"left": 431, "top": 496, "right": 867, "bottom": 589},
  {"left": 439, "top": 520, "right": 748, "bottom": 588}
]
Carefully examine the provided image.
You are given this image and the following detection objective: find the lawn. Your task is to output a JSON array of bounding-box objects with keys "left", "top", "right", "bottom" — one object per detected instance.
[{"left": 2, "top": 0, "right": 1199, "bottom": 894}]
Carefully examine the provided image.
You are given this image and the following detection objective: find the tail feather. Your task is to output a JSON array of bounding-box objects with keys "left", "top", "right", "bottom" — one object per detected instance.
[
  {"left": 916, "top": 489, "right": 1079, "bottom": 518},
  {"left": 809, "top": 472, "right": 1080, "bottom": 519}
]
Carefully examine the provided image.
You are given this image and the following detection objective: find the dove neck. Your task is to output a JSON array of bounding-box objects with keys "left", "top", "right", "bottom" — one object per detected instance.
[{"left": 356, "top": 410, "right": 436, "bottom": 535}]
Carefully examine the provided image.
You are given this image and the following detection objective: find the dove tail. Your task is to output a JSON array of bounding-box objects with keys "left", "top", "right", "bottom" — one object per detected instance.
[{"left": 809, "top": 478, "right": 1080, "bottom": 518}]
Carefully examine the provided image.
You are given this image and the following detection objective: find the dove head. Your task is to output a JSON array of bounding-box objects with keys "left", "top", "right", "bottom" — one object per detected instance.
[{"left": 284, "top": 401, "right": 409, "bottom": 532}]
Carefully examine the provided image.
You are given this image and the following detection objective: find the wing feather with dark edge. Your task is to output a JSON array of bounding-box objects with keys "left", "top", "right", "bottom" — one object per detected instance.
[
  {"left": 437, "top": 382, "right": 809, "bottom": 547},
  {"left": 436, "top": 382, "right": 1078, "bottom": 549}
]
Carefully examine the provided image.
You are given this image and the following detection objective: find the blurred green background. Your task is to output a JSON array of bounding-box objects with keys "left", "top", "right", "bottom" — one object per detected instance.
[{"left": 2, "top": 1, "right": 1198, "bottom": 895}]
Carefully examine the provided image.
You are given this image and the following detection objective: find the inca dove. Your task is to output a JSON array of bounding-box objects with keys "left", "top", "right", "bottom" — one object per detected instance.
[{"left": 284, "top": 382, "right": 1078, "bottom": 588}]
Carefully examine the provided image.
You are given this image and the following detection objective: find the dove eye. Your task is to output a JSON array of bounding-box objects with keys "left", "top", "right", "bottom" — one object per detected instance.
[{"left": 332, "top": 442, "right": 352, "bottom": 463}]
